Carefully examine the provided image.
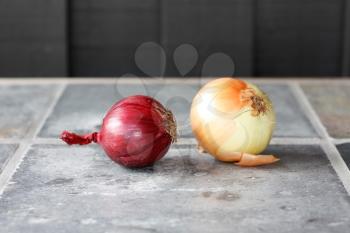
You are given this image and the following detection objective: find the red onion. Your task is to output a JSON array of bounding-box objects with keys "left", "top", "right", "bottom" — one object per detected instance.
[{"left": 60, "top": 95, "right": 177, "bottom": 168}]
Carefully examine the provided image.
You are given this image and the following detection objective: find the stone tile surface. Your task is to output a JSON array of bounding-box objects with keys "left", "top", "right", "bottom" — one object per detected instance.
[
  {"left": 336, "top": 143, "right": 350, "bottom": 168},
  {"left": 39, "top": 83, "right": 199, "bottom": 139},
  {"left": 0, "top": 85, "right": 58, "bottom": 138},
  {"left": 0, "top": 144, "right": 349, "bottom": 233},
  {"left": 260, "top": 85, "right": 317, "bottom": 137},
  {"left": 0, "top": 144, "right": 18, "bottom": 174},
  {"left": 302, "top": 84, "right": 350, "bottom": 138},
  {"left": 38, "top": 85, "right": 117, "bottom": 138},
  {"left": 40, "top": 83, "right": 316, "bottom": 139}
]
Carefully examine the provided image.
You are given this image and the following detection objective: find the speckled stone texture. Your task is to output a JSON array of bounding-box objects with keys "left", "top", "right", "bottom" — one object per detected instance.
[
  {"left": 0, "top": 144, "right": 349, "bottom": 233},
  {"left": 39, "top": 84, "right": 199, "bottom": 139},
  {"left": 337, "top": 143, "right": 350, "bottom": 167},
  {"left": 302, "top": 84, "right": 350, "bottom": 138},
  {"left": 261, "top": 85, "right": 317, "bottom": 137},
  {"left": 0, "top": 144, "right": 18, "bottom": 174},
  {"left": 38, "top": 85, "right": 117, "bottom": 138},
  {"left": 0, "top": 85, "right": 58, "bottom": 138},
  {"left": 39, "top": 83, "right": 316, "bottom": 139}
]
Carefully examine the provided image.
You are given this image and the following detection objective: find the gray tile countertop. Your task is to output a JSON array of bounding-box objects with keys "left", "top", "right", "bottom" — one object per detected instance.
[{"left": 0, "top": 78, "right": 350, "bottom": 233}]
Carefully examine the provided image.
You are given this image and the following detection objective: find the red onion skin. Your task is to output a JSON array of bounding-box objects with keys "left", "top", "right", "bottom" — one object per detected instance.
[
  {"left": 61, "top": 95, "right": 174, "bottom": 168},
  {"left": 99, "top": 96, "right": 173, "bottom": 168}
]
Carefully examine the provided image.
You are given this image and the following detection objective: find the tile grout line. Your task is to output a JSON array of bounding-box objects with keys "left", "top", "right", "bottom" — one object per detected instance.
[
  {"left": 290, "top": 82, "right": 350, "bottom": 194},
  {"left": 332, "top": 138, "right": 350, "bottom": 145},
  {"left": 0, "top": 84, "right": 67, "bottom": 197},
  {"left": 0, "top": 137, "right": 322, "bottom": 146},
  {"left": 31, "top": 84, "right": 67, "bottom": 138},
  {"left": 0, "top": 81, "right": 348, "bottom": 191},
  {"left": 0, "top": 143, "right": 30, "bottom": 196},
  {"left": 270, "top": 137, "right": 321, "bottom": 145},
  {"left": 289, "top": 83, "right": 329, "bottom": 138}
]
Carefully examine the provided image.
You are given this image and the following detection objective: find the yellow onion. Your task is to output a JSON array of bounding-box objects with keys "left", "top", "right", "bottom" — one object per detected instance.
[{"left": 190, "top": 78, "right": 279, "bottom": 166}]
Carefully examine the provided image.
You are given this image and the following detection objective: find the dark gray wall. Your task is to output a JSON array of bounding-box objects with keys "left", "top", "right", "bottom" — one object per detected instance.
[
  {"left": 256, "top": 0, "right": 343, "bottom": 76},
  {"left": 0, "top": 0, "right": 67, "bottom": 76},
  {"left": 71, "top": 0, "right": 160, "bottom": 76},
  {"left": 0, "top": 0, "right": 348, "bottom": 77},
  {"left": 161, "top": 0, "right": 254, "bottom": 76}
]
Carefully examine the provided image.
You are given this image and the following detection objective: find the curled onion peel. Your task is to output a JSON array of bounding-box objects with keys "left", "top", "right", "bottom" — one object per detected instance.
[
  {"left": 190, "top": 78, "right": 279, "bottom": 167},
  {"left": 61, "top": 95, "right": 177, "bottom": 168}
]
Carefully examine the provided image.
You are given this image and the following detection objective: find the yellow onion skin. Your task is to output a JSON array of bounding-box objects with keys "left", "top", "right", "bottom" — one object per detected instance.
[{"left": 190, "top": 78, "right": 275, "bottom": 162}]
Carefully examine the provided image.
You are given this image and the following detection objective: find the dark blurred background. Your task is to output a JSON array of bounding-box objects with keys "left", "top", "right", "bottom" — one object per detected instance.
[{"left": 0, "top": 0, "right": 349, "bottom": 77}]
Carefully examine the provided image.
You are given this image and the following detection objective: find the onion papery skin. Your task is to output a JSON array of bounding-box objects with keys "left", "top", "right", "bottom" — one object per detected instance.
[
  {"left": 61, "top": 95, "right": 176, "bottom": 168},
  {"left": 190, "top": 78, "right": 275, "bottom": 162}
]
